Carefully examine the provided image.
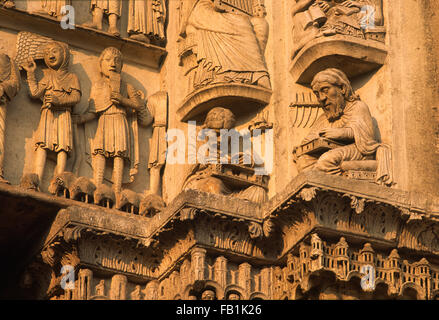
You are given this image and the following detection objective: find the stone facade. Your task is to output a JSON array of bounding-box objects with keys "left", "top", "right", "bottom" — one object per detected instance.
[{"left": 0, "top": 0, "right": 438, "bottom": 300}]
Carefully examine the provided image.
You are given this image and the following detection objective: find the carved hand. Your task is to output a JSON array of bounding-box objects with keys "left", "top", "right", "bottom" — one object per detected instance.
[
  {"left": 341, "top": 0, "right": 362, "bottom": 8},
  {"left": 71, "top": 114, "right": 82, "bottom": 124},
  {"left": 22, "top": 58, "right": 37, "bottom": 73},
  {"left": 44, "top": 93, "right": 59, "bottom": 105},
  {"left": 110, "top": 91, "right": 124, "bottom": 105},
  {"left": 0, "top": 85, "right": 4, "bottom": 98},
  {"left": 317, "top": 1, "right": 331, "bottom": 12},
  {"left": 318, "top": 127, "right": 349, "bottom": 140}
]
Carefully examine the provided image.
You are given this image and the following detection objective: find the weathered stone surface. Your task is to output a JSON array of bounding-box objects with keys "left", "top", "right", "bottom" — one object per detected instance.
[{"left": 0, "top": 0, "right": 438, "bottom": 300}]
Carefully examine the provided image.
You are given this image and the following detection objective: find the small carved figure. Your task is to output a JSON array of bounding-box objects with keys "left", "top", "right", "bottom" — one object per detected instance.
[
  {"left": 251, "top": 0, "right": 269, "bottom": 54},
  {"left": 94, "top": 183, "right": 115, "bottom": 208},
  {"left": 127, "top": 0, "right": 166, "bottom": 45},
  {"left": 201, "top": 289, "right": 216, "bottom": 300},
  {"left": 1, "top": 0, "right": 15, "bottom": 8},
  {"left": 130, "top": 285, "right": 143, "bottom": 300},
  {"left": 95, "top": 279, "right": 105, "bottom": 296},
  {"left": 39, "top": 0, "right": 70, "bottom": 19},
  {"left": 22, "top": 42, "right": 81, "bottom": 185},
  {"left": 139, "top": 193, "right": 165, "bottom": 217},
  {"left": 291, "top": 0, "right": 327, "bottom": 56},
  {"left": 291, "top": 0, "right": 383, "bottom": 57},
  {"left": 227, "top": 292, "right": 241, "bottom": 300},
  {"left": 0, "top": 53, "right": 20, "bottom": 183},
  {"left": 138, "top": 91, "right": 168, "bottom": 196},
  {"left": 294, "top": 68, "right": 392, "bottom": 185},
  {"left": 48, "top": 171, "right": 77, "bottom": 197},
  {"left": 84, "top": 0, "right": 122, "bottom": 37},
  {"left": 76, "top": 47, "right": 143, "bottom": 194},
  {"left": 116, "top": 188, "right": 141, "bottom": 213},
  {"left": 70, "top": 176, "right": 96, "bottom": 203}
]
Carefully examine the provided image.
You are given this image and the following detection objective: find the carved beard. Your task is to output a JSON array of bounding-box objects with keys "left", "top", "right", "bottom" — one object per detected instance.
[{"left": 323, "top": 95, "right": 346, "bottom": 122}]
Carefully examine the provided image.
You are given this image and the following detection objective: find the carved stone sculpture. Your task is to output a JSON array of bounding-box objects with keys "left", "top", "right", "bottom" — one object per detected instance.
[
  {"left": 77, "top": 47, "right": 143, "bottom": 194},
  {"left": 291, "top": 0, "right": 384, "bottom": 56},
  {"left": 38, "top": 0, "right": 70, "bottom": 19},
  {"left": 22, "top": 42, "right": 81, "bottom": 184},
  {"left": 83, "top": 0, "right": 122, "bottom": 37},
  {"left": 183, "top": 107, "right": 269, "bottom": 203},
  {"left": 178, "top": 0, "right": 271, "bottom": 90},
  {"left": 0, "top": 53, "right": 20, "bottom": 183},
  {"left": 127, "top": 0, "right": 166, "bottom": 45},
  {"left": 138, "top": 91, "right": 168, "bottom": 196},
  {"left": 1, "top": 0, "right": 15, "bottom": 8},
  {"left": 293, "top": 68, "right": 392, "bottom": 185},
  {"left": 290, "top": 0, "right": 386, "bottom": 84}
]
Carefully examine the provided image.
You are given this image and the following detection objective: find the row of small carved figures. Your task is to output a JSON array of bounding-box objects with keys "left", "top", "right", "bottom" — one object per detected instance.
[{"left": 20, "top": 171, "right": 165, "bottom": 216}]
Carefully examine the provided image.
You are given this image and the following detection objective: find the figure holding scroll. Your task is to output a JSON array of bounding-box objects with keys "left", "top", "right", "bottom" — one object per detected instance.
[{"left": 75, "top": 47, "right": 143, "bottom": 194}]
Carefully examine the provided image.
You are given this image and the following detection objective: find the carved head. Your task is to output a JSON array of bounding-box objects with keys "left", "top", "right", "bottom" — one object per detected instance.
[
  {"left": 311, "top": 68, "right": 359, "bottom": 121},
  {"left": 201, "top": 289, "right": 216, "bottom": 300},
  {"left": 99, "top": 47, "right": 123, "bottom": 78},
  {"left": 228, "top": 292, "right": 241, "bottom": 300},
  {"left": 204, "top": 107, "right": 236, "bottom": 130},
  {"left": 44, "top": 42, "right": 69, "bottom": 70}
]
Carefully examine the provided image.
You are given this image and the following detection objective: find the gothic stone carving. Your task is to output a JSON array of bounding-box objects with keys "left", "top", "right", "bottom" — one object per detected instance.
[
  {"left": 127, "top": 0, "right": 166, "bottom": 45},
  {"left": 285, "top": 233, "right": 439, "bottom": 300},
  {"left": 177, "top": 0, "right": 272, "bottom": 121},
  {"left": 182, "top": 107, "right": 269, "bottom": 203},
  {"left": 290, "top": 1, "right": 386, "bottom": 83},
  {"left": 1, "top": 0, "right": 14, "bottom": 8},
  {"left": 22, "top": 41, "right": 81, "bottom": 184},
  {"left": 77, "top": 47, "right": 143, "bottom": 195},
  {"left": 0, "top": 53, "right": 19, "bottom": 183},
  {"left": 293, "top": 68, "right": 393, "bottom": 186},
  {"left": 83, "top": 0, "right": 122, "bottom": 37}
]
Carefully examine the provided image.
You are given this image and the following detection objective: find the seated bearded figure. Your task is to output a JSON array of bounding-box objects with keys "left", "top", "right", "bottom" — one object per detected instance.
[{"left": 294, "top": 68, "right": 392, "bottom": 185}]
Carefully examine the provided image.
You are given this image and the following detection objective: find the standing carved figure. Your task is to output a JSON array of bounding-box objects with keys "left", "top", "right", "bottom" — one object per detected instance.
[
  {"left": 0, "top": 54, "right": 20, "bottom": 183},
  {"left": 76, "top": 47, "right": 143, "bottom": 194},
  {"left": 127, "top": 0, "right": 166, "bottom": 45},
  {"left": 138, "top": 91, "right": 168, "bottom": 196},
  {"left": 39, "top": 0, "right": 70, "bottom": 19},
  {"left": 22, "top": 42, "right": 81, "bottom": 184},
  {"left": 84, "top": 0, "right": 122, "bottom": 37},
  {"left": 178, "top": 0, "right": 271, "bottom": 90}
]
